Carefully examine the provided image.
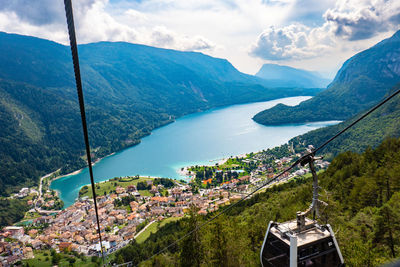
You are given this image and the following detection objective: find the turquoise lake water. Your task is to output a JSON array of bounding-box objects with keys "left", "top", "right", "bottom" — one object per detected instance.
[{"left": 50, "top": 96, "right": 340, "bottom": 207}]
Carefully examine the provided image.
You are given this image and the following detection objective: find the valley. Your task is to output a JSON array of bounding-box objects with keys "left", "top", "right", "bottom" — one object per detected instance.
[{"left": 0, "top": 22, "right": 400, "bottom": 267}]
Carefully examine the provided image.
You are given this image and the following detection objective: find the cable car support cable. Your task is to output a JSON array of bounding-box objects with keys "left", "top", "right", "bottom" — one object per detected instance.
[
  {"left": 63, "top": 0, "right": 105, "bottom": 262},
  {"left": 137, "top": 86, "right": 400, "bottom": 266}
]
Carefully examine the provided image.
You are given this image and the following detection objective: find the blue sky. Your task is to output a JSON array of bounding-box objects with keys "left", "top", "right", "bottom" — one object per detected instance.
[{"left": 0, "top": 0, "right": 399, "bottom": 77}]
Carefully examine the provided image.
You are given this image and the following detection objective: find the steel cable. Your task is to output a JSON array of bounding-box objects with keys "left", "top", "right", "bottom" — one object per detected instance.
[{"left": 63, "top": 0, "right": 105, "bottom": 262}]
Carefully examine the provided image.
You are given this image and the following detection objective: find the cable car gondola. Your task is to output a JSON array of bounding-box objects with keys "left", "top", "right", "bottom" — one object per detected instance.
[{"left": 260, "top": 155, "right": 344, "bottom": 267}]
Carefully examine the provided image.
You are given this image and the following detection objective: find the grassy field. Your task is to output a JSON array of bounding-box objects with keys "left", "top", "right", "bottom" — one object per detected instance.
[
  {"left": 79, "top": 176, "right": 153, "bottom": 198},
  {"left": 22, "top": 211, "right": 41, "bottom": 221},
  {"left": 23, "top": 250, "right": 96, "bottom": 267},
  {"left": 135, "top": 217, "right": 182, "bottom": 244}
]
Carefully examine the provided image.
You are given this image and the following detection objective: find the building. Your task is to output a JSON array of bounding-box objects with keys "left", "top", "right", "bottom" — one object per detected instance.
[
  {"left": 3, "top": 226, "right": 24, "bottom": 239},
  {"left": 115, "top": 186, "right": 126, "bottom": 194},
  {"left": 59, "top": 242, "right": 73, "bottom": 252},
  {"left": 129, "top": 201, "right": 139, "bottom": 212},
  {"left": 23, "top": 247, "right": 34, "bottom": 259}
]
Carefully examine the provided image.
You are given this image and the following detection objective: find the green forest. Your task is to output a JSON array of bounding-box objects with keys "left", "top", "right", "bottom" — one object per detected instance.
[
  {"left": 113, "top": 138, "right": 400, "bottom": 266},
  {"left": 290, "top": 84, "right": 400, "bottom": 159}
]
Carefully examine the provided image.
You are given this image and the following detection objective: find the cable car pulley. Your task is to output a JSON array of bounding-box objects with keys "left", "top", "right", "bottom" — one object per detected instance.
[{"left": 260, "top": 154, "right": 344, "bottom": 267}]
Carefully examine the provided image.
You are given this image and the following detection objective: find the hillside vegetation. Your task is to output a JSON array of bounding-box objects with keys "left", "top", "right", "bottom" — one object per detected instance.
[
  {"left": 114, "top": 138, "right": 400, "bottom": 266},
  {"left": 0, "top": 32, "right": 321, "bottom": 196},
  {"left": 253, "top": 30, "right": 400, "bottom": 125},
  {"left": 290, "top": 83, "right": 400, "bottom": 158}
]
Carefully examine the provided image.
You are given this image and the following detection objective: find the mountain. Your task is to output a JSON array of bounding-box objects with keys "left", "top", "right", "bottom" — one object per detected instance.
[
  {"left": 0, "top": 32, "right": 322, "bottom": 196},
  {"left": 255, "top": 63, "right": 331, "bottom": 88},
  {"left": 253, "top": 30, "right": 400, "bottom": 125},
  {"left": 289, "top": 83, "right": 400, "bottom": 158}
]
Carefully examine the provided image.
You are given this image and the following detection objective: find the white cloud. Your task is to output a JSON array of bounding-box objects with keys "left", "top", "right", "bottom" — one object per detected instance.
[
  {"left": 0, "top": 0, "right": 398, "bottom": 74},
  {"left": 0, "top": 0, "right": 65, "bottom": 25},
  {"left": 249, "top": 24, "right": 333, "bottom": 60},
  {"left": 250, "top": 0, "right": 400, "bottom": 61},
  {"left": 0, "top": 0, "right": 217, "bottom": 53},
  {"left": 325, "top": 0, "right": 400, "bottom": 40},
  {"left": 148, "top": 26, "right": 215, "bottom": 51}
]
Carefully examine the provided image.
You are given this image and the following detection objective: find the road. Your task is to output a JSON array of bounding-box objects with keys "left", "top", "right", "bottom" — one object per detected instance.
[
  {"left": 134, "top": 220, "right": 156, "bottom": 239},
  {"left": 34, "top": 169, "right": 61, "bottom": 214}
]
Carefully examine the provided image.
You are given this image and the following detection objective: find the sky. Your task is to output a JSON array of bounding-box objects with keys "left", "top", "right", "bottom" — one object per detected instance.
[{"left": 0, "top": 0, "right": 399, "bottom": 77}]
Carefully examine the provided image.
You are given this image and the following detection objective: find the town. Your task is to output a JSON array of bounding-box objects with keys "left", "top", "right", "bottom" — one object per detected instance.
[{"left": 0, "top": 144, "right": 331, "bottom": 266}]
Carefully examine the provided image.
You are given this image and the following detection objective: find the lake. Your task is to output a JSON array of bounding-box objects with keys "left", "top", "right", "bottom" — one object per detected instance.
[{"left": 51, "top": 96, "right": 340, "bottom": 207}]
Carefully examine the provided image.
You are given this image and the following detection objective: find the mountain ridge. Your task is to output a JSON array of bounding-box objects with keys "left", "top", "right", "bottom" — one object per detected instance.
[
  {"left": 253, "top": 30, "right": 400, "bottom": 125},
  {"left": 0, "top": 31, "right": 321, "bottom": 196},
  {"left": 255, "top": 63, "right": 331, "bottom": 88}
]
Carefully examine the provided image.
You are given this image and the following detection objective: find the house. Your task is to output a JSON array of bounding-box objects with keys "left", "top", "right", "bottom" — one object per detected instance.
[
  {"left": 127, "top": 185, "right": 137, "bottom": 192},
  {"left": 129, "top": 201, "right": 139, "bottom": 212},
  {"left": 150, "top": 185, "right": 158, "bottom": 194},
  {"left": 74, "top": 235, "right": 84, "bottom": 244},
  {"left": 115, "top": 186, "right": 126, "bottom": 195},
  {"left": 3, "top": 226, "right": 24, "bottom": 239},
  {"left": 239, "top": 176, "right": 250, "bottom": 182},
  {"left": 6, "top": 255, "right": 21, "bottom": 266},
  {"left": 126, "top": 213, "right": 137, "bottom": 222},
  {"left": 0, "top": 242, "right": 8, "bottom": 253},
  {"left": 151, "top": 196, "right": 169, "bottom": 206},
  {"left": 175, "top": 201, "right": 187, "bottom": 207},
  {"left": 108, "top": 236, "right": 118, "bottom": 248},
  {"left": 229, "top": 195, "right": 242, "bottom": 202},
  {"left": 237, "top": 184, "right": 248, "bottom": 192},
  {"left": 202, "top": 179, "right": 212, "bottom": 185},
  {"left": 19, "top": 235, "right": 30, "bottom": 244},
  {"left": 197, "top": 209, "right": 208, "bottom": 216},
  {"left": 90, "top": 241, "right": 110, "bottom": 255},
  {"left": 221, "top": 191, "right": 229, "bottom": 199},
  {"left": 28, "top": 229, "right": 38, "bottom": 238},
  {"left": 31, "top": 239, "right": 44, "bottom": 250},
  {"left": 281, "top": 157, "right": 292, "bottom": 163},
  {"left": 294, "top": 169, "right": 307, "bottom": 176},
  {"left": 116, "top": 214, "right": 125, "bottom": 224},
  {"left": 20, "top": 188, "right": 30, "bottom": 196},
  {"left": 151, "top": 208, "right": 166, "bottom": 216},
  {"left": 23, "top": 247, "right": 34, "bottom": 259},
  {"left": 59, "top": 242, "right": 73, "bottom": 252},
  {"left": 171, "top": 189, "right": 183, "bottom": 199}
]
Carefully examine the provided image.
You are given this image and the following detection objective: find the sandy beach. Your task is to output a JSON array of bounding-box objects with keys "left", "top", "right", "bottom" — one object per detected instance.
[{"left": 48, "top": 152, "right": 116, "bottom": 183}]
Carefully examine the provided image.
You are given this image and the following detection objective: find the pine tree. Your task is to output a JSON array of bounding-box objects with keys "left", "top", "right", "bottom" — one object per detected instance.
[{"left": 179, "top": 205, "right": 203, "bottom": 267}]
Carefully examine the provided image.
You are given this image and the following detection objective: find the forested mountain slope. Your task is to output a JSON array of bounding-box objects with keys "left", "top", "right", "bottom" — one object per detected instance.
[
  {"left": 0, "top": 32, "right": 321, "bottom": 196},
  {"left": 253, "top": 30, "right": 400, "bottom": 125},
  {"left": 256, "top": 63, "right": 330, "bottom": 88},
  {"left": 289, "top": 83, "right": 400, "bottom": 158},
  {"left": 114, "top": 138, "right": 400, "bottom": 266}
]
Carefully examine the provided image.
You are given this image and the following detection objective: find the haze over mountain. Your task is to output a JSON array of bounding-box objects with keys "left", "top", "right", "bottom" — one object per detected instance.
[
  {"left": 253, "top": 30, "right": 400, "bottom": 125},
  {"left": 255, "top": 64, "right": 331, "bottom": 88},
  {"left": 0, "top": 32, "right": 321, "bottom": 196}
]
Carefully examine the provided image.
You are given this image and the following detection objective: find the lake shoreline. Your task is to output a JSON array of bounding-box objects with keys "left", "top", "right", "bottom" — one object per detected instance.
[
  {"left": 49, "top": 152, "right": 116, "bottom": 184},
  {"left": 177, "top": 150, "right": 266, "bottom": 178},
  {"left": 49, "top": 96, "right": 313, "bottom": 185},
  {"left": 51, "top": 96, "right": 339, "bottom": 207}
]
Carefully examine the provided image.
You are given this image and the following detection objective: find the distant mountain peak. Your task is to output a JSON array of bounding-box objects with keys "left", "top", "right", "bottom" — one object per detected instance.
[
  {"left": 255, "top": 63, "right": 331, "bottom": 88},
  {"left": 253, "top": 29, "right": 400, "bottom": 126}
]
